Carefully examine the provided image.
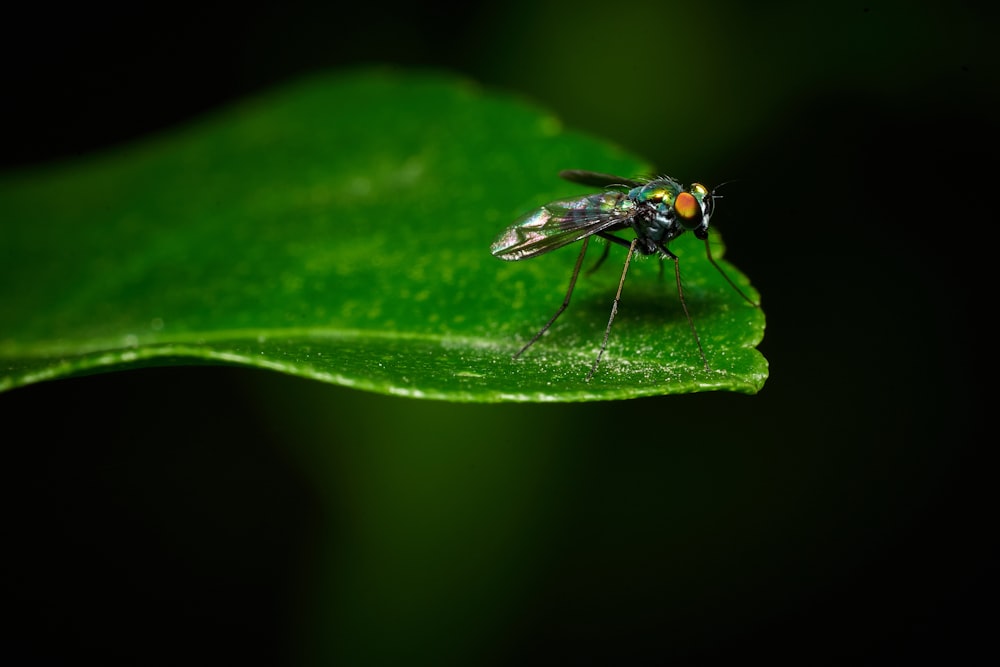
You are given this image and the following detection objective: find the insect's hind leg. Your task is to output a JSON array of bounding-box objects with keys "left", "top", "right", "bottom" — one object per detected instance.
[
  {"left": 586, "top": 231, "right": 631, "bottom": 276},
  {"left": 513, "top": 236, "right": 592, "bottom": 359}
]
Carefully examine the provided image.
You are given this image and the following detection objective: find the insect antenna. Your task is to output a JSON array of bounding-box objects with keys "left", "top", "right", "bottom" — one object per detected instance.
[{"left": 710, "top": 179, "right": 739, "bottom": 196}]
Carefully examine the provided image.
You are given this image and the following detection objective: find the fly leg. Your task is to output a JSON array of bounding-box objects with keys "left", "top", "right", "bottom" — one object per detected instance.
[
  {"left": 513, "top": 236, "right": 591, "bottom": 360},
  {"left": 585, "top": 231, "right": 631, "bottom": 275},
  {"left": 587, "top": 238, "right": 638, "bottom": 381},
  {"left": 702, "top": 237, "right": 759, "bottom": 307},
  {"left": 584, "top": 241, "right": 610, "bottom": 275},
  {"left": 662, "top": 246, "right": 710, "bottom": 371}
]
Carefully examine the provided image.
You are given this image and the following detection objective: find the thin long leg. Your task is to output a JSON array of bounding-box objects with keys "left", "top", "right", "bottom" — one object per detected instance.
[
  {"left": 585, "top": 239, "right": 610, "bottom": 275},
  {"left": 586, "top": 238, "right": 638, "bottom": 381},
  {"left": 703, "top": 237, "right": 759, "bottom": 307},
  {"left": 513, "top": 236, "right": 591, "bottom": 359},
  {"left": 587, "top": 231, "right": 632, "bottom": 275},
  {"left": 671, "top": 254, "right": 710, "bottom": 371},
  {"left": 597, "top": 231, "right": 633, "bottom": 250}
]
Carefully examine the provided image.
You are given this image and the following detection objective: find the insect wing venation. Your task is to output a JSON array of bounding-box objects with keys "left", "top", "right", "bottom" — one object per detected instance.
[{"left": 491, "top": 192, "right": 631, "bottom": 261}]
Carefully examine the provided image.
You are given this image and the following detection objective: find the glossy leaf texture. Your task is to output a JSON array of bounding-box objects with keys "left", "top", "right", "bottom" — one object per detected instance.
[{"left": 0, "top": 69, "right": 766, "bottom": 402}]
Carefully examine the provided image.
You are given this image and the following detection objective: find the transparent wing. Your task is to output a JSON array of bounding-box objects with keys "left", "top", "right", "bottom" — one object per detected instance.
[
  {"left": 559, "top": 169, "right": 643, "bottom": 190},
  {"left": 491, "top": 192, "right": 633, "bottom": 261}
]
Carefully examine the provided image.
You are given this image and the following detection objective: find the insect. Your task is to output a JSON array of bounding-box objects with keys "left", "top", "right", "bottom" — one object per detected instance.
[{"left": 491, "top": 169, "right": 758, "bottom": 381}]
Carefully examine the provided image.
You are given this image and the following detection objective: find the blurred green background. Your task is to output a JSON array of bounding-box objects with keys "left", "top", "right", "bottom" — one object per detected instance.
[{"left": 1, "top": 0, "right": 994, "bottom": 664}]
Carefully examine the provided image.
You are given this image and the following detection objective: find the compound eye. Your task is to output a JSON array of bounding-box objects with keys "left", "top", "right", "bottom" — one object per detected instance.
[{"left": 675, "top": 191, "right": 701, "bottom": 221}]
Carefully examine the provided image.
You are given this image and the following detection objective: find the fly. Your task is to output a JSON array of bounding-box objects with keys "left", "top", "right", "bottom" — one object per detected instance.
[{"left": 491, "top": 169, "right": 758, "bottom": 381}]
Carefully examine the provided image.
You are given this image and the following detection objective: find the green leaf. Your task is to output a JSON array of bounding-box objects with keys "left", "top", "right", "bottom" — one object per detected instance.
[{"left": 0, "top": 68, "right": 767, "bottom": 402}]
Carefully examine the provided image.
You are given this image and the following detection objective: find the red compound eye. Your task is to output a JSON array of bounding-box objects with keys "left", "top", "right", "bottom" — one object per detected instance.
[{"left": 675, "top": 191, "right": 699, "bottom": 219}]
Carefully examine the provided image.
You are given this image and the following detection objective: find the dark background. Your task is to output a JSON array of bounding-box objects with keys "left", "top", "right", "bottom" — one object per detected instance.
[{"left": 2, "top": 1, "right": 995, "bottom": 664}]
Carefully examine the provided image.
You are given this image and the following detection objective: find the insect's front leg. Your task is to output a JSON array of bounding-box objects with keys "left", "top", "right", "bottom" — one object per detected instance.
[
  {"left": 658, "top": 243, "right": 709, "bottom": 371},
  {"left": 701, "top": 237, "right": 760, "bottom": 308}
]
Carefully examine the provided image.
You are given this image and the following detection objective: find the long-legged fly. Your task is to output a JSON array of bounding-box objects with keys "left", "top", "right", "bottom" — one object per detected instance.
[{"left": 491, "top": 169, "right": 758, "bottom": 381}]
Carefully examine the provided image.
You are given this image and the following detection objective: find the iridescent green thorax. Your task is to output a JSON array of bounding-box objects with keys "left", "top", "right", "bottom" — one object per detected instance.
[{"left": 631, "top": 180, "right": 682, "bottom": 208}]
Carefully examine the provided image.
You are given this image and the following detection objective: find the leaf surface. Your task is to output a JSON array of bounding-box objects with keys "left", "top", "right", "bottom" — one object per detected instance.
[{"left": 0, "top": 69, "right": 767, "bottom": 401}]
